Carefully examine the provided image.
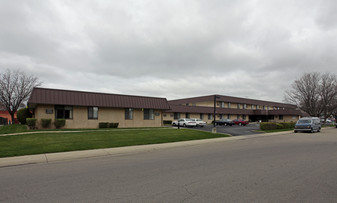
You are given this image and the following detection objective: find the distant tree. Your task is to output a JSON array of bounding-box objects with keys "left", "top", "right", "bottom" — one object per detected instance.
[
  {"left": 0, "top": 69, "right": 42, "bottom": 124},
  {"left": 285, "top": 72, "right": 337, "bottom": 120}
]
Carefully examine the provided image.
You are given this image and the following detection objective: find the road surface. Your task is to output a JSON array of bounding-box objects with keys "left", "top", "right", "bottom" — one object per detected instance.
[{"left": 1, "top": 128, "right": 337, "bottom": 202}]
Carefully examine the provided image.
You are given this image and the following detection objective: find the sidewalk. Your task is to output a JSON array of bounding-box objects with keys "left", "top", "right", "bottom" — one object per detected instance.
[{"left": 0, "top": 130, "right": 294, "bottom": 168}]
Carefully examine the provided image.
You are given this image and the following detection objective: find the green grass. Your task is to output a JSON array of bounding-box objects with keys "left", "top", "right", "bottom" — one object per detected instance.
[
  {"left": 0, "top": 128, "right": 230, "bottom": 158},
  {"left": 0, "top": 124, "right": 29, "bottom": 134}
]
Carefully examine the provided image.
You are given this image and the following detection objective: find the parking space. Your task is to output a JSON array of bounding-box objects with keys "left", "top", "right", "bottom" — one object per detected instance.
[{"left": 173, "top": 123, "right": 263, "bottom": 136}]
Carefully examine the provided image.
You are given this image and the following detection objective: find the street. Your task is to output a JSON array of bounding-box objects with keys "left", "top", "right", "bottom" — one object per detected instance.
[{"left": 1, "top": 128, "right": 337, "bottom": 202}]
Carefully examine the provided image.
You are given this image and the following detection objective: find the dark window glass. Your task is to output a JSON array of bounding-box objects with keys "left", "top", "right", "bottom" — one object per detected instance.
[
  {"left": 125, "top": 108, "right": 133, "bottom": 120},
  {"left": 55, "top": 106, "right": 73, "bottom": 119},
  {"left": 144, "top": 109, "right": 154, "bottom": 120},
  {"left": 279, "top": 115, "right": 283, "bottom": 120},
  {"left": 88, "top": 107, "right": 98, "bottom": 119}
]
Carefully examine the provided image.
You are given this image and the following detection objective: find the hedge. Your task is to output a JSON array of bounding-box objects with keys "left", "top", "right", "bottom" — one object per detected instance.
[
  {"left": 41, "top": 119, "right": 52, "bottom": 128},
  {"left": 54, "top": 119, "right": 66, "bottom": 129},
  {"left": 26, "top": 118, "right": 37, "bottom": 129},
  {"left": 99, "top": 122, "right": 119, "bottom": 128},
  {"left": 260, "top": 122, "right": 295, "bottom": 130}
]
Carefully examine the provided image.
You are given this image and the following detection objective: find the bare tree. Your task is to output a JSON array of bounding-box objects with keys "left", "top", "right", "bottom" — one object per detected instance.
[
  {"left": 0, "top": 69, "right": 42, "bottom": 124},
  {"left": 319, "top": 73, "right": 337, "bottom": 121},
  {"left": 285, "top": 72, "right": 337, "bottom": 119},
  {"left": 285, "top": 72, "right": 321, "bottom": 116}
]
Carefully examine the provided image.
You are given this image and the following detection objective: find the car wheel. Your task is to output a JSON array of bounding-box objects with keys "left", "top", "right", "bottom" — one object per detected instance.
[
  {"left": 224, "top": 123, "right": 227, "bottom": 126},
  {"left": 318, "top": 127, "right": 321, "bottom": 132},
  {"left": 183, "top": 124, "right": 186, "bottom": 127},
  {"left": 239, "top": 123, "right": 242, "bottom": 126},
  {"left": 310, "top": 128, "right": 314, "bottom": 133}
]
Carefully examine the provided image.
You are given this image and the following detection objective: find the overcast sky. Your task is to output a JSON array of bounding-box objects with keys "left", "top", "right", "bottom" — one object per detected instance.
[{"left": 1, "top": 0, "right": 337, "bottom": 102}]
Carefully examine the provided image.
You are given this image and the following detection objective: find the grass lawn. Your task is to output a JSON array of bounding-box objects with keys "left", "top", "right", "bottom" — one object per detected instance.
[{"left": 0, "top": 128, "right": 230, "bottom": 158}]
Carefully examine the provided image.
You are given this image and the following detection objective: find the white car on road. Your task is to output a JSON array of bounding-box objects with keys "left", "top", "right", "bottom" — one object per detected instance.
[{"left": 172, "top": 118, "right": 197, "bottom": 127}]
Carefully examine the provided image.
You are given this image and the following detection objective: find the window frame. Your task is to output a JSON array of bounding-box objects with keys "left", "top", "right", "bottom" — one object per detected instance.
[
  {"left": 55, "top": 105, "right": 73, "bottom": 120},
  {"left": 88, "top": 106, "right": 98, "bottom": 120},
  {"left": 125, "top": 108, "right": 134, "bottom": 120},
  {"left": 144, "top": 109, "right": 155, "bottom": 120}
]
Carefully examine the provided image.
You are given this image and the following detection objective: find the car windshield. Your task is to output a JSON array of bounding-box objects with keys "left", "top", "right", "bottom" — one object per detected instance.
[
  {"left": 297, "top": 120, "right": 311, "bottom": 124},
  {"left": 186, "top": 119, "right": 193, "bottom": 121}
]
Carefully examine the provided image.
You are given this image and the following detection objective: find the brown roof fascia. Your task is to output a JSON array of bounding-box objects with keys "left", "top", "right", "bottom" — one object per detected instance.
[
  {"left": 169, "top": 94, "right": 297, "bottom": 109},
  {"left": 165, "top": 105, "right": 302, "bottom": 116},
  {"left": 28, "top": 87, "right": 171, "bottom": 110}
]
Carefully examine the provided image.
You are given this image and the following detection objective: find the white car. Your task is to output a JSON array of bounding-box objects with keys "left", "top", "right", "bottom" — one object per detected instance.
[
  {"left": 190, "top": 118, "right": 207, "bottom": 127},
  {"left": 172, "top": 118, "right": 197, "bottom": 127}
]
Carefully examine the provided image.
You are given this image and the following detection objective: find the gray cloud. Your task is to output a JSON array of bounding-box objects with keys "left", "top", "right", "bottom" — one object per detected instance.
[{"left": 1, "top": 0, "right": 337, "bottom": 102}]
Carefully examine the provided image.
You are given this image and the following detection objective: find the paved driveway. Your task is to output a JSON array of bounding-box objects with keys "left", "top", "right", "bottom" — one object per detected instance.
[{"left": 182, "top": 123, "right": 263, "bottom": 136}]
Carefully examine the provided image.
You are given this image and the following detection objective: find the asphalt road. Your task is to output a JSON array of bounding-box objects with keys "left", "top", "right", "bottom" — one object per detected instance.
[{"left": 1, "top": 128, "right": 337, "bottom": 202}]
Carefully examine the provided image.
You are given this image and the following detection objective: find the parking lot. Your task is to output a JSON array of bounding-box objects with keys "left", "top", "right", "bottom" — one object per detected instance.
[{"left": 173, "top": 123, "right": 263, "bottom": 136}]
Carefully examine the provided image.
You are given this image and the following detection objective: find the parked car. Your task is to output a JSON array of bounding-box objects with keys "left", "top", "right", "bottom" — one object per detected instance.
[
  {"left": 172, "top": 118, "right": 197, "bottom": 127},
  {"left": 214, "top": 119, "right": 234, "bottom": 126},
  {"left": 190, "top": 118, "right": 207, "bottom": 127},
  {"left": 233, "top": 119, "right": 249, "bottom": 126},
  {"left": 294, "top": 117, "right": 321, "bottom": 133}
]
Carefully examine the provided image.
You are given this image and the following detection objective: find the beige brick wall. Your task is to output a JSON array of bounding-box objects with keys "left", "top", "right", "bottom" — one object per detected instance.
[{"left": 34, "top": 105, "right": 163, "bottom": 129}]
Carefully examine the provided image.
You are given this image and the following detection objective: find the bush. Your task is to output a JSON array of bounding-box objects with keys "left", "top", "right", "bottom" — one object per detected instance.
[
  {"left": 109, "top": 123, "right": 119, "bottom": 128},
  {"left": 54, "top": 119, "right": 66, "bottom": 129},
  {"left": 260, "top": 122, "right": 277, "bottom": 130},
  {"left": 41, "top": 119, "right": 52, "bottom": 128},
  {"left": 99, "top": 122, "right": 109, "bottom": 128},
  {"left": 26, "top": 118, "right": 37, "bottom": 129},
  {"left": 17, "top": 108, "right": 32, "bottom": 124},
  {"left": 260, "top": 122, "right": 295, "bottom": 130},
  {"left": 163, "top": 120, "right": 172, "bottom": 125}
]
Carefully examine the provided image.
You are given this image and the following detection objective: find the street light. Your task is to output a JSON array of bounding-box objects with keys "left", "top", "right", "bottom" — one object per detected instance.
[{"left": 213, "top": 95, "right": 221, "bottom": 133}]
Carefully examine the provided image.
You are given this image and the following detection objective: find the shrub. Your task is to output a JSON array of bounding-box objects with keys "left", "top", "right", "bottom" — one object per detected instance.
[
  {"left": 260, "top": 122, "right": 277, "bottom": 130},
  {"left": 41, "top": 119, "right": 52, "bottom": 128},
  {"left": 110, "top": 123, "right": 119, "bottom": 128},
  {"left": 17, "top": 108, "right": 32, "bottom": 124},
  {"left": 163, "top": 120, "right": 172, "bottom": 125},
  {"left": 54, "top": 119, "right": 66, "bottom": 129},
  {"left": 99, "top": 122, "right": 109, "bottom": 128},
  {"left": 26, "top": 118, "right": 37, "bottom": 129},
  {"left": 260, "top": 122, "right": 295, "bottom": 130}
]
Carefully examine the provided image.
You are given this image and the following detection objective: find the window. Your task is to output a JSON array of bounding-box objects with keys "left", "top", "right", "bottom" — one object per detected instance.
[
  {"left": 200, "top": 113, "right": 204, "bottom": 119},
  {"left": 279, "top": 115, "right": 283, "bottom": 120},
  {"left": 55, "top": 106, "right": 73, "bottom": 119},
  {"left": 243, "top": 104, "right": 247, "bottom": 109},
  {"left": 263, "top": 105, "right": 266, "bottom": 110},
  {"left": 237, "top": 115, "right": 240, "bottom": 119},
  {"left": 125, "top": 108, "right": 133, "bottom": 120},
  {"left": 237, "top": 104, "right": 240, "bottom": 109},
  {"left": 243, "top": 115, "right": 246, "bottom": 120},
  {"left": 174, "top": 113, "right": 180, "bottom": 119},
  {"left": 228, "top": 102, "right": 231, "bottom": 108},
  {"left": 186, "top": 113, "right": 190, "bottom": 118},
  {"left": 208, "top": 113, "right": 213, "bottom": 120},
  {"left": 144, "top": 109, "right": 154, "bottom": 120},
  {"left": 88, "top": 107, "right": 98, "bottom": 119},
  {"left": 256, "top": 105, "right": 258, "bottom": 110},
  {"left": 227, "top": 114, "right": 230, "bottom": 119},
  {"left": 221, "top": 102, "right": 225, "bottom": 108},
  {"left": 220, "top": 114, "right": 223, "bottom": 119}
]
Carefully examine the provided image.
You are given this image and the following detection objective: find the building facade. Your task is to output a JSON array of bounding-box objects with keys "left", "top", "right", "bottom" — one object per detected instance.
[
  {"left": 28, "top": 88, "right": 170, "bottom": 129},
  {"left": 163, "top": 95, "right": 303, "bottom": 123}
]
